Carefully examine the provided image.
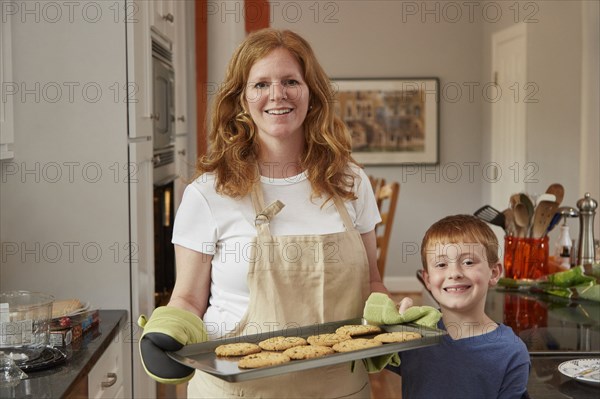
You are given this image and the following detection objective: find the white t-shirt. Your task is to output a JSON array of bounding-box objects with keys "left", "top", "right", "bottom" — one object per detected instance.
[{"left": 172, "top": 166, "right": 381, "bottom": 339}]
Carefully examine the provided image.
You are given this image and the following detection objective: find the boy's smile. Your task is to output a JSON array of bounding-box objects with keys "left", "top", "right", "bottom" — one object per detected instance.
[{"left": 423, "top": 242, "right": 501, "bottom": 319}]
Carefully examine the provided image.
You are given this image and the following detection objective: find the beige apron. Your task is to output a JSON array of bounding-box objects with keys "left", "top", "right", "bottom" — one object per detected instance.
[{"left": 188, "top": 183, "right": 371, "bottom": 398}]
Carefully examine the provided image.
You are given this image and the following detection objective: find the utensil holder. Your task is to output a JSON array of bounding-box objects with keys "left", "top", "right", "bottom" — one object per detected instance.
[{"left": 504, "top": 236, "right": 550, "bottom": 279}]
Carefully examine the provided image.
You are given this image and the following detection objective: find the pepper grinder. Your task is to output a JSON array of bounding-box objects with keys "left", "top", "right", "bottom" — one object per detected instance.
[
  {"left": 576, "top": 192, "right": 598, "bottom": 266},
  {"left": 555, "top": 206, "right": 578, "bottom": 268}
]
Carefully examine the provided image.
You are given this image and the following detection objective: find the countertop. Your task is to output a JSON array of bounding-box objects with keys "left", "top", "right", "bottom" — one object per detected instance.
[
  {"left": 487, "top": 288, "right": 600, "bottom": 398},
  {"left": 0, "top": 310, "right": 127, "bottom": 399},
  {"left": 527, "top": 355, "right": 600, "bottom": 399}
]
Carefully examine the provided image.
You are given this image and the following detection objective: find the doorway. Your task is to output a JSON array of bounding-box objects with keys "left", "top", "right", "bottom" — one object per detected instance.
[{"left": 490, "top": 23, "right": 527, "bottom": 210}]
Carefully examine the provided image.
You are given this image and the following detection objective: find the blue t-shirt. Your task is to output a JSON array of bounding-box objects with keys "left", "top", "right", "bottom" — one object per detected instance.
[{"left": 393, "top": 321, "right": 530, "bottom": 399}]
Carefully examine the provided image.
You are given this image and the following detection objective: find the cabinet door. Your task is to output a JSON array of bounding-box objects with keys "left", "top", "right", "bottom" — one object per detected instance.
[
  {"left": 173, "top": 0, "right": 189, "bottom": 135},
  {"left": 128, "top": 138, "right": 157, "bottom": 399},
  {"left": 88, "top": 336, "right": 125, "bottom": 399},
  {"left": 127, "top": 0, "right": 153, "bottom": 138},
  {"left": 150, "top": 0, "right": 176, "bottom": 42},
  {"left": 0, "top": 12, "right": 14, "bottom": 159}
]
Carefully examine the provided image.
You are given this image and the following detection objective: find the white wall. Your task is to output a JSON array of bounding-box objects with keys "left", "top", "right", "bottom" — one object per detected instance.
[
  {"left": 276, "top": 1, "right": 486, "bottom": 289},
  {"left": 0, "top": 3, "right": 131, "bottom": 309},
  {"left": 206, "top": 0, "right": 599, "bottom": 290},
  {"left": 482, "top": 0, "right": 599, "bottom": 256}
]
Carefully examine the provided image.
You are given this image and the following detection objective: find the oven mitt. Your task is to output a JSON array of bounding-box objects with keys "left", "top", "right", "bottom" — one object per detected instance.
[
  {"left": 360, "top": 293, "right": 442, "bottom": 373},
  {"left": 138, "top": 306, "right": 208, "bottom": 384},
  {"left": 363, "top": 293, "right": 441, "bottom": 327}
]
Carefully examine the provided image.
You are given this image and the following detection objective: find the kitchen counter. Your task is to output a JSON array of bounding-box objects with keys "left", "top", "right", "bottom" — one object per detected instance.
[{"left": 0, "top": 310, "right": 128, "bottom": 399}]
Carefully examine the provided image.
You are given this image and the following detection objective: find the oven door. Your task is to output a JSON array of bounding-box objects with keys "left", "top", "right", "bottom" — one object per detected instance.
[
  {"left": 152, "top": 57, "right": 175, "bottom": 150},
  {"left": 154, "top": 176, "right": 176, "bottom": 306}
]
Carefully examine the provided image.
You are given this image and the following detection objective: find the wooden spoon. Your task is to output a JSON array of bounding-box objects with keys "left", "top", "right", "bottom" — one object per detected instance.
[
  {"left": 514, "top": 203, "right": 530, "bottom": 237},
  {"left": 503, "top": 208, "right": 516, "bottom": 236},
  {"left": 546, "top": 183, "right": 564, "bottom": 206},
  {"left": 518, "top": 194, "right": 535, "bottom": 237},
  {"left": 509, "top": 193, "right": 521, "bottom": 209}
]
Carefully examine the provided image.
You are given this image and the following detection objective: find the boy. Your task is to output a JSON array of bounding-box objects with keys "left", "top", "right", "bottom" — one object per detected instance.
[{"left": 394, "top": 214, "right": 530, "bottom": 399}]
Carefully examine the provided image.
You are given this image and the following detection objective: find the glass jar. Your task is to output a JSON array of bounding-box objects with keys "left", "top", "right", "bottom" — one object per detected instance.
[{"left": 504, "top": 236, "right": 550, "bottom": 280}]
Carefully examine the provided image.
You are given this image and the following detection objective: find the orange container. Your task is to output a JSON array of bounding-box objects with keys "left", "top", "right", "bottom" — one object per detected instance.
[{"left": 503, "top": 236, "right": 549, "bottom": 280}]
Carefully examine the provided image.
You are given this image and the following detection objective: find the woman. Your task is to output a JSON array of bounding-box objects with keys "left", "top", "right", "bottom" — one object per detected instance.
[{"left": 140, "top": 28, "right": 387, "bottom": 398}]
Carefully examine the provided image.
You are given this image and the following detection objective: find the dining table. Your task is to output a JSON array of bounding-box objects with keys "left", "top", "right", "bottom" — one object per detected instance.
[{"left": 417, "top": 270, "right": 600, "bottom": 398}]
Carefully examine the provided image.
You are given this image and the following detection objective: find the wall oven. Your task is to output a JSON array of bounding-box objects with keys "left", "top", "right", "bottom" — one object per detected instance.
[
  {"left": 152, "top": 39, "right": 175, "bottom": 151},
  {"left": 152, "top": 142, "right": 176, "bottom": 308},
  {"left": 152, "top": 36, "right": 176, "bottom": 307}
]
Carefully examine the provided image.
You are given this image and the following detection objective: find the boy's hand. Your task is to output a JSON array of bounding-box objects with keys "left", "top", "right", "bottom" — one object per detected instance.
[
  {"left": 362, "top": 293, "right": 442, "bottom": 373},
  {"left": 397, "top": 297, "right": 414, "bottom": 314},
  {"left": 363, "top": 293, "right": 441, "bottom": 327}
]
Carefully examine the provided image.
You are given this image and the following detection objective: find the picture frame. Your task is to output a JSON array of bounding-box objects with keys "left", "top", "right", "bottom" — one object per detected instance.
[{"left": 331, "top": 78, "right": 440, "bottom": 165}]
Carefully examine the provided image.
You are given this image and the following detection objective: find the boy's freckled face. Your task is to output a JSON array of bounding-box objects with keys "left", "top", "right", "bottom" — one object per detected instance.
[{"left": 423, "top": 242, "right": 500, "bottom": 316}]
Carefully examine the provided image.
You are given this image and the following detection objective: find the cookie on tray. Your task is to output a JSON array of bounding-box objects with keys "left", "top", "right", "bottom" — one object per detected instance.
[
  {"left": 258, "top": 336, "right": 307, "bottom": 351},
  {"left": 238, "top": 352, "right": 291, "bottom": 369},
  {"left": 283, "top": 345, "right": 335, "bottom": 360},
  {"left": 332, "top": 338, "right": 382, "bottom": 353},
  {"left": 374, "top": 331, "right": 422, "bottom": 343},
  {"left": 215, "top": 342, "right": 261, "bottom": 357},
  {"left": 306, "top": 333, "right": 350, "bottom": 347},
  {"left": 335, "top": 324, "right": 382, "bottom": 337}
]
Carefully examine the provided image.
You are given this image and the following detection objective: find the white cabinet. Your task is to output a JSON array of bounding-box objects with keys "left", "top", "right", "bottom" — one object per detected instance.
[
  {"left": 0, "top": 0, "right": 191, "bottom": 396},
  {"left": 129, "top": 0, "right": 153, "bottom": 138},
  {"left": 88, "top": 337, "right": 126, "bottom": 399},
  {"left": 150, "top": 0, "right": 176, "bottom": 42},
  {"left": 127, "top": 138, "right": 156, "bottom": 399},
  {"left": 0, "top": 13, "right": 14, "bottom": 159},
  {"left": 0, "top": 1, "right": 156, "bottom": 398},
  {"left": 173, "top": 0, "right": 189, "bottom": 135}
]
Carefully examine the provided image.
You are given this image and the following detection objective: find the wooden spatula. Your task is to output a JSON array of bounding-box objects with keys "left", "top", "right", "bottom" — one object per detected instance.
[
  {"left": 531, "top": 200, "right": 560, "bottom": 238},
  {"left": 546, "top": 183, "right": 564, "bottom": 206}
]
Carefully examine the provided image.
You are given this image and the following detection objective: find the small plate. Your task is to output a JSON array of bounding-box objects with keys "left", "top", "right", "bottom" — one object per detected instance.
[
  {"left": 66, "top": 302, "right": 90, "bottom": 316},
  {"left": 558, "top": 358, "right": 600, "bottom": 386}
]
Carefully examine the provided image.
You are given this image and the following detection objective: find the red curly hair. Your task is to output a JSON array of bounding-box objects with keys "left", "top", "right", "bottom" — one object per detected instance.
[{"left": 195, "top": 28, "right": 359, "bottom": 202}]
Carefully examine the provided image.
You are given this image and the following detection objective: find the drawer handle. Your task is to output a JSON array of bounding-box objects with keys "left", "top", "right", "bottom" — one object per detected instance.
[{"left": 101, "top": 372, "right": 118, "bottom": 388}]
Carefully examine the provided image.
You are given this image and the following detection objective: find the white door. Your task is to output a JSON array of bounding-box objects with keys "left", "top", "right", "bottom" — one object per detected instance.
[{"left": 490, "top": 24, "right": 527, "bottom": 210}]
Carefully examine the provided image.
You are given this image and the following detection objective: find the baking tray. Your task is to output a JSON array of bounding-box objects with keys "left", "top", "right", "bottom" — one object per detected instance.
[{"left": 167, "top": 317, "right": 446, "bottom": 382}]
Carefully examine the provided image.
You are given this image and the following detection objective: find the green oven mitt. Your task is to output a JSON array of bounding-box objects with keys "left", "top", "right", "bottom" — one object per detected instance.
[
  {"left": 361, "top": 293, "right": 442, "bottom": 373},
  {"left": 138, "top": 306, "right": 208, "bottom": 384},
  {"left": 363, "top": 293, "right": 441, "bottom": 327}
]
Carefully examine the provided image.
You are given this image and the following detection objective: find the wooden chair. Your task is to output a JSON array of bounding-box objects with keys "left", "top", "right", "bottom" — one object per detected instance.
[
  {"left": 374, "top": 181, "right": 400, "bottom": 278},
  {"left": 368, "top": 175, "right": 386, "bottom": 209}
]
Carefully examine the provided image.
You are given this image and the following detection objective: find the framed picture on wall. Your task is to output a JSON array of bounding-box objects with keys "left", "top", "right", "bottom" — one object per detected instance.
[{"left": 331, "top": 78, "right": 440, "bottom": 165}]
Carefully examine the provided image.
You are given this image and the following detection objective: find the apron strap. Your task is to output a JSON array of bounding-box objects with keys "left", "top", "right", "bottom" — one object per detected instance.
[
  {"left": 251, "top": 182, "right": 285, "bottom": 238},
  {"left": 251, "top": 179, "right": 356, "bottom": 235},
  {"left": 250, "top": 181, "right": 267, "bottom": 215},
  {"left": 333, "top": 196, "right": 357, "bottom": 232}
]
